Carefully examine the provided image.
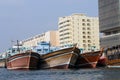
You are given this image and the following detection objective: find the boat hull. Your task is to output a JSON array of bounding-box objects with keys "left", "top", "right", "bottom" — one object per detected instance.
[
  {"left": 107, "top": 59, "right": 120, "bottom": 66},
  {"left": 7, "top": 52, "right": 40, "bottom": 70},
  {"left": 0, "top": 59, "right": 6, "bottom": 68},
  {"left": 97, "top": 57, "right": 107, "bottom": 67},
  {"left": 39, "top": 47, "right": 80, "bottom": 69},
  {"left": 75, "top": 50, "right": 103, "bottom": 68}
]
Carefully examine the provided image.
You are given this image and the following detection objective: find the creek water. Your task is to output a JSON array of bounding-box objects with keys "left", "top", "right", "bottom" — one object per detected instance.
[{"left": 0, "top": 68, "right": 120, "bottom": 80}]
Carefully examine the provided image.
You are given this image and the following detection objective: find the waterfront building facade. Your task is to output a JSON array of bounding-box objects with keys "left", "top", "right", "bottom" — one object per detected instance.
[
  {"left": 21, "top": 31, "right": 59, "bottom": 48},
  {"left": 99, "top": 0, "right": 120, "bottom": 48},
  {"left": 58, "top": 14, "right": 100, "bottom": 52}
]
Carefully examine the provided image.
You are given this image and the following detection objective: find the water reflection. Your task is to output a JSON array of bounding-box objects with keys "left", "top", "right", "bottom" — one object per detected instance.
[{"left": 0, "top": 68, "right": 120, "bottom": 80}]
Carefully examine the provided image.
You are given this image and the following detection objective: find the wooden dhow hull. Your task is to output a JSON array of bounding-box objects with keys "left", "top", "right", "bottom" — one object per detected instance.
[
  {"left": 75, "top": 49, "right": 103, "bottom": 68},
  {"left": 6, "top": 51, "right": 40, "bottom": 70},
  {"left": 39, "top": 47, "right": 80, "bottom": 69}
]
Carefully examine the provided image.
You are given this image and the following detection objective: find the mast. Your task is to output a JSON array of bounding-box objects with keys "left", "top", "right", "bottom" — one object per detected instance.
[{"left": 17, "top": 40, "right": 20, "bottom": 53}]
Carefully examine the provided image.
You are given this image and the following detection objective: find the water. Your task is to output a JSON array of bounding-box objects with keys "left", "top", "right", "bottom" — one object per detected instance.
[{"left": 0, "top": 68, "right": 120, "bottom": 80}]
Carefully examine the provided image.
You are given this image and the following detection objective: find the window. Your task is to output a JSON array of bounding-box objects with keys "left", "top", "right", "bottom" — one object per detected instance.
[
  {"left": 83, "top": 44, "right": 86, "bottom": 47},
  {"left": 87, "top": 23, "right": 90, "bottom": 26},
  {"left": 67, "top": 20, "right": 70, "bottom": 22},
  {"left": 82, "top": 27, "right": 85, "bottom": 30},
  {"left": 60, "top": 34, "right": 63, "bottom": 36},
  {"left": 87, "top": 19, "right": 90, "bottom": 22},
  {"left": 88, "top": 36, "right": 91, "bottom": 38},
  {"left": 37, "top": 49, "right": 41, "bottom": 51},
  {"left": 87, "top": 27, "right": 90, "bottom": 30},
  {"left": 83, "top": 36, "right": 86, "bottom": 38},
  {"left": 82, "top": 23, "right": 86, "bottom": 26},
  {"left": 88, "top": 44, "right": 91, "bottom": 47},
  {"left": 82, "top": 19, "right": 85, "bottom": 22},
  {"left": 83, "top": 32, "right": 86, "bottom": 34},
  {"left": 59, "top": 30, "right": 63, "bottom": 32},
  {"left": 88, "top": 40, "right": 91, "bottom": 43},
  {"left": 93, "top": 43, "right": 95, "bottom": 45},
  {"left": 64, "top": 37, "right": 70, "bottom": 39},
  {"left": 87, "top": 32, "right": 91, "bottom": 34},
  {"left": 64, "top": 32, "right": 70, "bottom": 35},
  {"left": 83, "top": 40, "right": 86, "bottom": 43},
  {"left": 60, "top": 38, "right": 64, "bottom": 40}
]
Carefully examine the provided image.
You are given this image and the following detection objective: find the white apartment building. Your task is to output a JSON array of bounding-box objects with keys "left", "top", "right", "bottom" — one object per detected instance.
[
  {"left": 21, "top": 31, "right": 59, "bottom": 47},
  {"left": 58, "top": 14, "right": 100, "bottom": 52}
]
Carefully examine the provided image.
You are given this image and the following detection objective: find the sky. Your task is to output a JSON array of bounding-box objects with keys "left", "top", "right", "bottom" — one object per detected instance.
[{"left": 0, "top": 0, "right": 98, "bottom": 52}]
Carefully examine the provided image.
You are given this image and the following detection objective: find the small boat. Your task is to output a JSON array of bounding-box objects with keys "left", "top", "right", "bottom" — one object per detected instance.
[
  {"left": 106, "top": 45, "right": 120, "bottom": 67},
  {"left": 0, "top": 58, "right": 6, "bottom": 68},
  {"left": 97, "top": 53, "right": 107, "bottom": 67},
  {"left": 39, "top": 46, "right": 80, "bottom": 69},
  {"left": 6, "top": 51, "right": 40, "bottom": 70},
  {"left": 75, "top": 48, "right": 104, "bottom": 68}
]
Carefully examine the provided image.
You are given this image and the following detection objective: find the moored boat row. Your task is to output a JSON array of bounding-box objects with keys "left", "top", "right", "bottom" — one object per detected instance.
[
  {"left": 0, "top": 41, "right": 107, "bottom": 70},
  {"left": 6, "top": 46, "right": 80, "bottom": 70},
  {"left": 4, "top": 45, "right": 105, "bottom": 70},
  {"left": 3, "top": 41, "right": 120, "bottom": 70}
]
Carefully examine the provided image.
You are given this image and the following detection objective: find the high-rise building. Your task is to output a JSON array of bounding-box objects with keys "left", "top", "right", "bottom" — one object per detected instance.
[
  {"left": 58, "top": 14, "right": 100, "bottom": 52},
  {"left": 21, "top": 31, "right": 59, "bottom": 47},
  {"left": 99, "top": 0, "right": 120, "bottom": 48}
]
